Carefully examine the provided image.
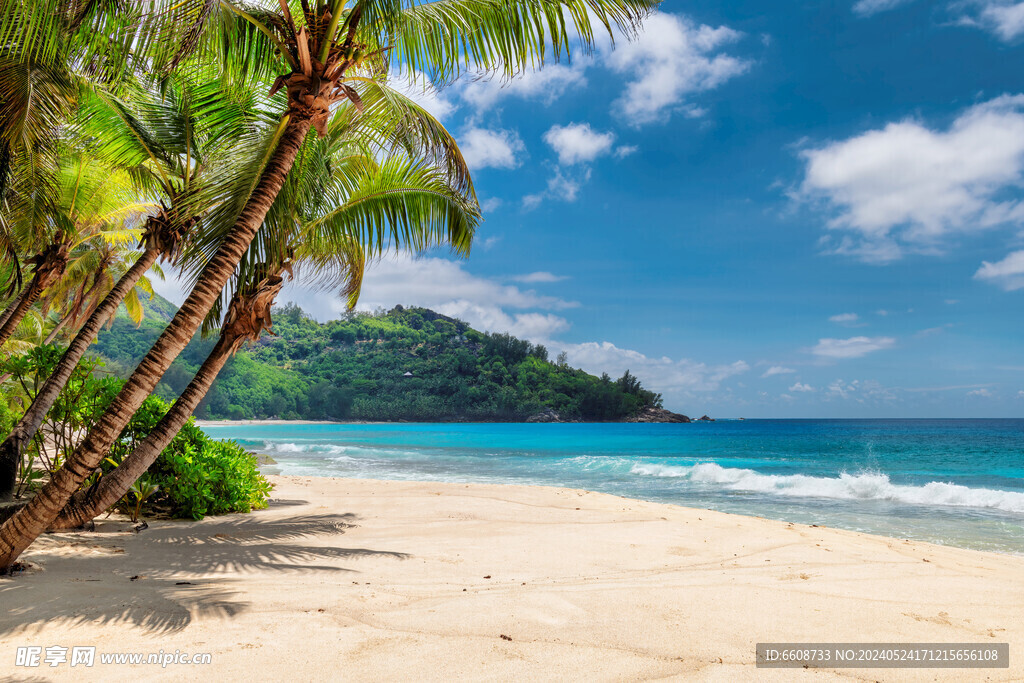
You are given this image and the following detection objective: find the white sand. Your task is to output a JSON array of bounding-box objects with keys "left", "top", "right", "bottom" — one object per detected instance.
[{"left": 1, "top": 475, "right": 1021, "bottom": 681}]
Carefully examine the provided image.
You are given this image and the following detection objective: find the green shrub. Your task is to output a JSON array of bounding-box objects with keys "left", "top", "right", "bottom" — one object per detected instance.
[
  {"left": 1, "top": 345, "right": 272, "bottom": 519},
  {"left": 155, "top": 437, "right": 272, "bottom": 520}
]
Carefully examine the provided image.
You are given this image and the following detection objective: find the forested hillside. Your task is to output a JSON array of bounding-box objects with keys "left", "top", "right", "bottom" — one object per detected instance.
[{"left": 93, "top": 298, "right": 665, "bottom": 422}]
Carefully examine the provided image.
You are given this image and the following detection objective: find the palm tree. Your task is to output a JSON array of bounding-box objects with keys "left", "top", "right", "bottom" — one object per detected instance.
[
  {"left": 53, "top": 114, "right": 479, "bottom": 528},
  {"left": 0, "top": 0, "right": 142, "bottom": 297},
  {"left": 0, "top": 0, "right": 655, "bottom": 569},
  {"left": 0, "top": 74, "right": 271, "bottom": 500}
]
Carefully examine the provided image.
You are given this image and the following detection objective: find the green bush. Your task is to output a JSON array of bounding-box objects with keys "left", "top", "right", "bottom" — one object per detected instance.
[
  {"left": 1, "top": 345, "right": 272, "bottom": 519},
  {"left": 156, "top": 437, "right": 272, "bottom": 519}
]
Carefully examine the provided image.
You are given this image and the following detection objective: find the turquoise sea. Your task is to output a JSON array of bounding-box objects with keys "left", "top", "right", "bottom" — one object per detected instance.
[{"left": 201, "top": 420, "right": 1024, "bottom": 554}]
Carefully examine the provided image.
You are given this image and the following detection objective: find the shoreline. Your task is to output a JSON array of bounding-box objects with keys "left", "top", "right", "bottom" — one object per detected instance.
[{"left": 2, "top": 474, "right": 1021, "bottom": 680}]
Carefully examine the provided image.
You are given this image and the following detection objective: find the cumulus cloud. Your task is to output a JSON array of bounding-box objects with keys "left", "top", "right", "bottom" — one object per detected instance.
[
  {"left": 800, "top": 96, "right": 1024, "bottom": 261},
  {"left": 829, "top": 312, "right": 861, "bottom": 324},
  {"left": 560, "top": 341, "right": 749, "bottom": 395},
  {"left": 614, "top": 145, "right": 639, "bottom": 158},
  {"left": 761, "top": 366, "right": 796, "bottom": 377},
  {"left": 459, "top": 65, "right": 587, "bottom": 112},
  {"left": 967, "top": 388, "right": 994, "bottom": 397},
  {"left": 459, "top": 128, "right": 526, "bottom": 170},
  {"left": 975, "top": 249, "right": 1024, "bottom": 290},
  {"left": 522, "top": 169, "right": 589, "bottom": 209},
  {"left": 543, "top": 123, "right": 616, "bottom": 165},
  {"left": 446, "top": 13, "right": 747, "bottom": 125},
  {"left": 388, "top": 69, "right": 458, "bottom": 121},
  {"left": 789, "top": 382, "right": 815, "bottom": 392},
  {"left": 959, "top": 1, "right": 1024, "bottom": 41},
  {"left": 605, "top": 13, "right": 749, "bottom": 125},
  {"left": 479, "top": 197, "right": 503, "bottom": 213},
  {"left": 811, "top": 336, "right": 896, "bottom": 359},
  {"left": 253, "top": 254, "right": 578, "bottom": 341}
]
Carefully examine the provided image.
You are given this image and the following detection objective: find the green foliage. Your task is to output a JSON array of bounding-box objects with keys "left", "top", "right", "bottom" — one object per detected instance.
[
  {"left": 154, "top": 438, "right": 272, "bottom": 520},
  {"left": 92, "top": 301, "right": 663, "bottom": 422},
  {"left": 2, "top": 345, "right": 119, "bottom": 494},
  {"left": 1, "top": 346, "right": 272, "bottom": 518}
]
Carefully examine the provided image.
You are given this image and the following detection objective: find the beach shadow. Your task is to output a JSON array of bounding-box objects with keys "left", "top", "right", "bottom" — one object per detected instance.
[
  {"left": 265, "top": 497, "right": 309, "bottom": 508},
  {"left": 0, "top": 512, "right": 409, "bottom": 637}
]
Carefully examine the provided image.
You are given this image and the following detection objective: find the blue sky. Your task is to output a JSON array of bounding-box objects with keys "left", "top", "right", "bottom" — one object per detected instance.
[{"left": 153, "top": 1, "right": 1024, "bottom": 416}]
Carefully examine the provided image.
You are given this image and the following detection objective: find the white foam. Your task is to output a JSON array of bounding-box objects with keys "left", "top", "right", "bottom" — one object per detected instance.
[{"left": 630, "top": 462, "right": 1024, "bottom": 514}]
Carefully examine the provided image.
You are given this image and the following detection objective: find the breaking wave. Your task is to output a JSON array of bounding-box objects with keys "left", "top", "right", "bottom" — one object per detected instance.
[{"left": 630, "top": 462, "right": 1024, "bottom": 514}]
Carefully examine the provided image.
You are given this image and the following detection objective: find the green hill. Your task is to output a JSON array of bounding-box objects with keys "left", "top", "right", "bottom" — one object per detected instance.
[{"left": 93, "top": 297, "right": 666, "bottom": 422}]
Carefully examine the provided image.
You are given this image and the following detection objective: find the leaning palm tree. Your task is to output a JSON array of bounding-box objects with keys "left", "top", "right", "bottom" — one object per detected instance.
[
  {"left": 0, "top": 73, "right": 268, "bottom": 499},
  {"left": 0, "top": 0, "right": 655, "bottom": 570},
  {"left": 53, "top": 117, "right": 479, "bottom": 528}
]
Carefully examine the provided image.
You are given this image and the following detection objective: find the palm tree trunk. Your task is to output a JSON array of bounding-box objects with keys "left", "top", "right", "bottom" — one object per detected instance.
[
  {"left": 42, "top": 310, "right": 74, "bottom": 346},
  {"left": 0, "top": 271, "right": 45, "bottom": 350},
  {"left": 54, "top": 334, "right": 234, "bottom": 528},
  {"left": 0, "top": 247, "right": 159, "bottom": 501},
  {"left": 0, "top": 241, "right": 70, "bottom": 350},
  {"left": 0, "top": 287, "right": 28, "bottom": 332},
  {"left": 52, "top": 273, "right": 284, "bottom": 529},
  {"left": 0, "top": 115, "right": 312, "bottom": 569}
]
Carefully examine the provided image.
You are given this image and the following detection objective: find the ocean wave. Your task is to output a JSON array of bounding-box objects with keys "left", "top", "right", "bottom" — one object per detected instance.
[
  {"left": 630, "top": 462, "right": 1024, "bottom": 514},
  {"left": 261, "top": 441, "right": 350, "bottom": 455}
]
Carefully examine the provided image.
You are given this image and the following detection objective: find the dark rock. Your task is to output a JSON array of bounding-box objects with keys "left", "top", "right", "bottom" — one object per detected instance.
[
  {"left": 697, "top": 415, "right": 715, "bottom": 422},
  {"left": 626, "top": 407, "right": 691, "bottom": 423},
  {"left": 526, "top": 407, "right": 561, "bottom": 423}
]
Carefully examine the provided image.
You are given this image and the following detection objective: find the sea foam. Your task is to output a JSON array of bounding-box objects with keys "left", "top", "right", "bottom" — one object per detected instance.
[{"left": 630, "top": 462, "right": 1024, "bottom": 514}]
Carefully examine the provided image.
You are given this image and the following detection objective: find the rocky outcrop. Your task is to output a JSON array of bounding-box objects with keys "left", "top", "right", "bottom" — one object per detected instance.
[
  {"left": 697, "top": 415, "right": 714, "bottom": 422},
  {"left": 526, "top": 407, "right": 562, "bottom": 423},
  {"left": 627, "top": 407, "right": 691, "bottom": 423}
]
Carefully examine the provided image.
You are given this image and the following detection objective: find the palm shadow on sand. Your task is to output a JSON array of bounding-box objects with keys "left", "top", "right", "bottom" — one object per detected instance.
[{"left": 0, "top": 508, "right": 410, "bottom": 636}]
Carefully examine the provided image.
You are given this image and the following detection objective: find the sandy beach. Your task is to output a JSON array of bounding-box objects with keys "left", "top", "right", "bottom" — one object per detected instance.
[{"left": 1, "top": 475, "right": 1022, "bottom": 681}]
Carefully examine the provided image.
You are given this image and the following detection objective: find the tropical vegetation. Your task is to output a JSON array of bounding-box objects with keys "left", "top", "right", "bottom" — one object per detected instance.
[
  {"left": 93, "top": 299, "right": 664, "bottom": 422},
  {"left": 0, "top": 0, "right": 656, "bottom": 571}
]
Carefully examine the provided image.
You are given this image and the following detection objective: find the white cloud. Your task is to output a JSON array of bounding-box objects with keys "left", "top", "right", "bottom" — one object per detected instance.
[
  {"left": 811, "top": 336, "right": 896, "bottom": 359},
  {"left": 561, "top": 341, "right": 748, "bottom": 397},
  {"left": 543, "top": 123, "right": 616, "bottom": 165},
  {"left": 967, "top": 388, "right": 994, "bottom": 397},
  {"left": 459, "top": 65, "right": 587, "bottom": 112},
  {"left": 478, "top": 236, "right": 501, "bottom": 250},
  {"left": 800, "top": 96, "right": 1024, "bottom": 261},
  {"left": 388, "top": 69, "right": 458, "bottom": 121},
  {"left": 961, "top": 1, "right": 1024, "bottom": 41},
  {"left": 479, "top": 197, "right": 503, "bottom": 212},
  {"left": 604, "top": 12, "right": 749, "bottom": 125},
  {"left": 523, "top": 169, "right": 590, "bottom": 209},
  {"left": 789, "top": 382, "right": 815, "bottom": 392},
  {"left": 459, "top": 128, "right": 525, "bottom": 170},
  {"left": 975, "top": 249, "right": 1024, "bottom": 290},
  {"left": 614, "top": 145, "right": 639, "bottom": 158},
  {"left": 449, "top": 12, "right": 747, "bottom": 125},
  {"left": 823, "top": 378, "right": 897, "bottom": 401},
  {"left": 761, "top": 366, "right": 796, "bottom": 377},
  {"left": 853, "top": 0, "right": 915, "bottom": 16},
  {"left": 271, "top": 254, "right": 579, "bottom": 342},
  {"left": 829, "top": 312, "right": 860, "bottom": 324},
  {"left": 510, "top": 272, "right": 569, "bottom": 283}
]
